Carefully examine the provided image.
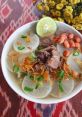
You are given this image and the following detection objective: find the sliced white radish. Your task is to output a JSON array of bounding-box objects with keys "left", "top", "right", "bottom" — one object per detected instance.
[
  {"left": 7, "top": 50, "right": 20, "bottom": 72},
  {"left": 67, "top": 53, "right": 82, "bottom": 73},
  {"left": 13, "top": 34, "right": 39, "bottom": 54},
  {"left": 7, "top": 57, "right": 14, "bottom": 72},
  {"left": 57, "top": 44, "right": 65, "bottom": 56},
  {"left": 18, "top": 52, "right": 36, "bottom": 64},
  {"left": 50, "top": 80, "right": 61, "bottom": 98},
  {"left": 57, "top": 44, "right": 73, "bottom": 56},
  {"left": 22, "top": 76, "right": 52, "bottom": 98},
  {"left": 18, "top": 54, "right": 28, "bottom": 64},
  {"left": 50, "top": 79, "right": 74, "bottom": 98}
]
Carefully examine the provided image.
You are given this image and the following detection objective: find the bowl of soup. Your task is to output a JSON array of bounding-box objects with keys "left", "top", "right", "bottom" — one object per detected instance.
[{"left": 1, "top": 17, "right": 82, "bottom": 104}]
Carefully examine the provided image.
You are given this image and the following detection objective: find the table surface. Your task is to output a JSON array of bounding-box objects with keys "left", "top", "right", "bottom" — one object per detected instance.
[{"left": 0, "top": 0, "right": 82, "bottom": 117}]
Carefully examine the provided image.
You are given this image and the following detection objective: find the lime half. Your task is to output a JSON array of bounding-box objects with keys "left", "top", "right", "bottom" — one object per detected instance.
[{"left": 36, "top": 17, "right": 57, "bottom": 37}]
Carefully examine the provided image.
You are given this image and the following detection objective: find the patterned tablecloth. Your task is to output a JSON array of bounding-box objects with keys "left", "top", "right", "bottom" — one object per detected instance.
[{"left": 0, "top": 0, "right": 82, "bottom": 117}]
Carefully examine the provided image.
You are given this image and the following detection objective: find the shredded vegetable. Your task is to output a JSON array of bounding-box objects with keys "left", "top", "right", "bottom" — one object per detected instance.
[{"left": 35, "top": 83, "right": 39, "bottom": 89}]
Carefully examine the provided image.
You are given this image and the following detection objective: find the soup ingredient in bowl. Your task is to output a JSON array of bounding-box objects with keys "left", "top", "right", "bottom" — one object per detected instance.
[
  {"left": 22, "top": 75, "right": 52, "bottom": 98},
  {"left": 51, "top": 79, "right": 74, "bottom": 98},
  {"left": 53, "top": 32, "right": 81, "bottom": 49},
  {"left": 7, "top": 50, "right": 20, "bottom": 72},
  {"left": 37, "top": 45, "right": 61, "bottom": 69},
  {"left": 63, "top": 50, "right": 71, "bottom": 57},
  {"left": 13, "top": 34, "right": 39, "bottom": 53},
  {"left": 67, "top": 52, "right": 82, "bottom": 73},
  {"left": 36, "top": 17, "right": 57, "bottom": 37},
  {"left": 74, "top": 58, "right": 82, "bottom": 70}
]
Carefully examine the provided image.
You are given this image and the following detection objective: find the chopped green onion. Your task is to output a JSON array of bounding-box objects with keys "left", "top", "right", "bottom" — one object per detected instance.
[
  {"left": 73, "top": 51, "right": 79, "bottom": 56},
  {"left": 18, "top": 46, "right": 25, "bottom": 50},
  {"left": 21, "top": 72, "right": 27, "bottom": 77},
  {"left": 37, "top": 76, "right": 44, "bottom": 81},
  {"left": 37, "top": 46, "right": 44, "bottom": 50},
  {"left": 35, "top": 83, "right": 40, "bottom": 89},
  {"left": 21, "top": 35, "right": 27, "bottom": 38},
  {"left": 57, "top": 70, "right": 64, "bottom": 81},
  {"left": 28, "top": 52, "right": 36, "bottom": 61},
  {"left": 30, "top": 75, "right": 34, "bottom": 80},
  {"left": 31, "top": 53, "right": 36, "bottom": 58},
  {"left": 58, "top": 81, "right": 64, "bottom": 92},
  {"left": 57, "top": 70, "right": 64, "bottom": 92},
  {"left": 35, "top": 81, "right": 43, "bottom": 89},
  {"left": 13, "top": 64, "right": 19, "bottom": 73},
  {"left": 25, "top": 74, "right": 34, "bottom": 80},
  {"left": 38, "top": 81, "right": 43, "bottom": 87},
  {"left": 24, "top": 86, "right": 33, "bottom": 92}
]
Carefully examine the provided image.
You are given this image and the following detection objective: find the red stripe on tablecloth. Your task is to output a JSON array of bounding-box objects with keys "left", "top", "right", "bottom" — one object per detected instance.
[
  {"left": 27, "top": 101, "right": 36, "bottom": 117},
  {"left": 52, "top": 102, "right": 65, "bottom": 117}
]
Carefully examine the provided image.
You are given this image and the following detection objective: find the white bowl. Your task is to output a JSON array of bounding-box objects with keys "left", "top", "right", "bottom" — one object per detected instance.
[{"left": 1, "top": 21, "right": 82, "bottom": 104}]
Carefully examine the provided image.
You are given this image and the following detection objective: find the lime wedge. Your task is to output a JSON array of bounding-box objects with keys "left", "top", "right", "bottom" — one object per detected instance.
[
  {"left": 36, "top": 17, "right": 57, "bottom": 37},
  {"left": 50, "top": 79, "right": 74, "bottom": 98},
  {"left": 22, "top": 76, "right": 52, "bottom": 98},
  {"left": 13, "top": 34, "right": 39, "bottom": 53}
]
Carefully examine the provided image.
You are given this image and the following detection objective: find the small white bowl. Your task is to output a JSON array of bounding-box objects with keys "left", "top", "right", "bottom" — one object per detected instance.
[{"left": 1, "top": 21, "right": 82, "bottom": 104}]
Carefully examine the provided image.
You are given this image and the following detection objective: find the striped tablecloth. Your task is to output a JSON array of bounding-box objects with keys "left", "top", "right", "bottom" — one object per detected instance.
[{"left": 0, "top": 0, "right": 82, "bottom": 117}]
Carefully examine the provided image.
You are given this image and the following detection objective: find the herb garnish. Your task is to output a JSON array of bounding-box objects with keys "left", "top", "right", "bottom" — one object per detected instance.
[
  {"left": 57, "top": 70, "right": 64, "bottom": 92},
  {"left": 21, "top": 35, "right": 27, "bottom": 38},
  {"left": 13, "top": 64, "right": 19, "bottom": 73},
  {"left": 37, "top": 76, "right": 44, "bottom": 81},
  {"left": 74, "top": 3, "right": 82, "bottom": 16},
  {"left": 57, "top": 70, "right": 65, "bottom": 81},
  {"left": 18, "top": 46, "right": 25, "bottom": 50},
  {"left": 35, "top": 81, "right": 43, "bottom": 89},
  {"left": 30, "top": 75, "right": 34, "bottom": 80},
  {"left": 21, "top": 72, "right": 27, "bottom": 77},
  {"left": 73, "top": 51, "right": 80, "bottom": 56},
  {"left": 58, "top": 81, "right": 64, "bottom": 92},
  {"left": 24, "top": 86, "right": 33, "bottom": 92}
]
